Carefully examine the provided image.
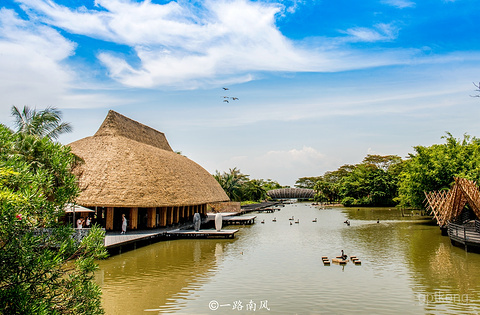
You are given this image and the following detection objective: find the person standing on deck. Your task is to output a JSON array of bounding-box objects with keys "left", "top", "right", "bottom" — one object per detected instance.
[
  {"left": 76, "top": 218, "right": 84, "bottom": 229},
  {"left": 85, "top": 217, "right": 91, "bottom": 228},
  {"left": 121, "top": 214, "right": 127, "bottom": 234}
]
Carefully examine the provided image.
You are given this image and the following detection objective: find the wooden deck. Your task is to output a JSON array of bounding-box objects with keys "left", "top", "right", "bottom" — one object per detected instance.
[
  {"left": 104, "top": 228, "right": 169, "bottom": 249},
  {"left": 222, "top": 215, "right": 257, "bottom": 225},
  {"left": 448, "top": 221, "right": 480, "bottom": 251},
  {"left": 167, "top": 229, "right": 239, "bottom": 239}
]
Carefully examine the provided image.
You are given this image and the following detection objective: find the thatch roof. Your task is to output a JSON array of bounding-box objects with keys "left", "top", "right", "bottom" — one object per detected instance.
[{"left": 69, "top": 110, "right": 229, "bottom": 208}]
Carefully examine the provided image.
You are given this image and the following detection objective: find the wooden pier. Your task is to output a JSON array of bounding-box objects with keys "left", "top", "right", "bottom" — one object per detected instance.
[
  {"left": 222, "top": 215, "right": 257, "bottom": 225},
  {"left": 448, "top": 221, "right": 480, "bottom": 251},
  {"left": 167, "top": 229, "right": 239, "bottom": 239},
  {"left": 240, "top": 201, "right": 282, "bottom": 214}
]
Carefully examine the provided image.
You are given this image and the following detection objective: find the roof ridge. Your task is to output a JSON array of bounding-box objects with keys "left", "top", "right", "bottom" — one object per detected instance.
[{"left": 94, "top": 110, "right": 173, "bottom": 152}]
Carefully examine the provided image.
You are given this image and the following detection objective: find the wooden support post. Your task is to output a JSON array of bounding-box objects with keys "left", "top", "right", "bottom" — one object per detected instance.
[
  {"left": 106, "top": 207, "right": 114, "bottom": 231},
  {"left": 167, "top": 207, "right": 173, "bottom": 226},
  {"left": 129, "top": 207, "right": 138, "bottom": 230},
  {"left": 173, "top": 206, "right": 179, "bottom": 224},
  {"left": 159, "top": 207, "right": 167, "bottom": 227},
  {"left": 180, "top": 206, "right": 185, "bottom": 223},
  {"left": 147, "top": 207, "right": 156, "bottom": 228}
]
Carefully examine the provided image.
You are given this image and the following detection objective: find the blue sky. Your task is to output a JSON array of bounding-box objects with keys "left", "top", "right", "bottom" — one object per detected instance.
[{"left": 1, "top": 0, "right": 480, "bottom": 186}]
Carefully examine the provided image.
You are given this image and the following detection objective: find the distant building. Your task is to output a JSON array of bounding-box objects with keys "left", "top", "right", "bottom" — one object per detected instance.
[{"left": 69, "top": 110, "right": 229, "bottom": 231}]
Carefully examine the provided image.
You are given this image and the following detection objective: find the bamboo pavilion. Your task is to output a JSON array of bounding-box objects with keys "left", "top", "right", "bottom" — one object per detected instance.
[
  {"left": 425, "top": 177, "right": 480, "bottom": 251},
  {"left": 69, "top": 110, "right": 229, "bottom": 231}
]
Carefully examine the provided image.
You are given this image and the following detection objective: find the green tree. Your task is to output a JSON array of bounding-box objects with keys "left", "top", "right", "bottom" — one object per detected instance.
[
  {"left": 11, "top": 106, "right": 72, "bottom": 141},
  {"left": 295, "top": 176, "right": 321, "bottom": 189},
  {"left": 0, "top": 123, "right": 107, "bottom": 313},
  {"left": 213, "top": 167, "right": 248, "bottom": 201},
  {"left": 213, "top": 169, "right": 285, "bottom": 202},
  {"left": 397, "top": 133, "right": 480, "bottom": 208}
]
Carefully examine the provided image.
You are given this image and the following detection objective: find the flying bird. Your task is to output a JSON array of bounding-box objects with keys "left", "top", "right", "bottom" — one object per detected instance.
[
  {"left": 223, "top": 87, "right": 229, "bottom": 90},
  {"left": 232, "top": 97, "right": 239, "bottom": 100},
  {"left": 223, "top": 99, "right": 229, "bottom": 103}
]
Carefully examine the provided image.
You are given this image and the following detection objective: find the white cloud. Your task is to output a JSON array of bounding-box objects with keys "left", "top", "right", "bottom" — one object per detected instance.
[
  {"left": 0, "top": 8, "right": 125, "bottom": 120},
  {"left": 14, "top": 0, "right": 418, "bottom": 89},
  {"left": 381, "top": 0, "right": 416, "bottom": 9},
  {"left": 221, "top": 146, "right": 329, "bottom": 186},
  {"left": 342, "top": 23, "right": 399, "bottom": 42}
]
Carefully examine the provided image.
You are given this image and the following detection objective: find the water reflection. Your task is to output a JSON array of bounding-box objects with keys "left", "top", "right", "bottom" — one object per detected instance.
[
  {"left": 97, "top": 204, "right": 480, "bottom": 314},
  {"left": 96, "top": 239, "right": 234, "bottom": 314}
]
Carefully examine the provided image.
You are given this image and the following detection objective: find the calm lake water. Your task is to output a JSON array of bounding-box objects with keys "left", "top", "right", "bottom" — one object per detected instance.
[{"left": 96, "top": 203, "right": 480, "bottom": 314}]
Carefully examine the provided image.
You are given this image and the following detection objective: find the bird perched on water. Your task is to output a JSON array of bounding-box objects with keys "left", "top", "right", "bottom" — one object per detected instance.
[
  {"left": 341, "top": 250, "right": 347, "bottom": 260},
  {"left": 272, "top": 218, "right": 276, "bottom": 222},
  {"left": 312, "top": 218, "right": 317, "bottom": 222}
]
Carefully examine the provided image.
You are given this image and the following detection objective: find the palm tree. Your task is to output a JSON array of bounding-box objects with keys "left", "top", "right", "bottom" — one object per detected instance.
[{"left": 11, "top": 105, "right": 72, "bottom": 140}]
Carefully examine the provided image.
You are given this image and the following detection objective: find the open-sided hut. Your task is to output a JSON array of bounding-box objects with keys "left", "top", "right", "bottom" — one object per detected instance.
[
  {"left": 69, "top": 110, "right": 229, "bottom": 231},
  {"left": 425, "top": 177, "right": 480, "bottom": 251}
]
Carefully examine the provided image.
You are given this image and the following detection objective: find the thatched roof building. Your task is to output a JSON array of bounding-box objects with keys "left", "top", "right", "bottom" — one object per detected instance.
[{"left": 69, "top": 110, "right": 229, "bottom": 230}]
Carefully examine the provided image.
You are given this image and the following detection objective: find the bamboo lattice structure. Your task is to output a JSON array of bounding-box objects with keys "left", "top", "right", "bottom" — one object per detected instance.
[{"left": 425, "top": 177, "right": 480, "bottom": 227}]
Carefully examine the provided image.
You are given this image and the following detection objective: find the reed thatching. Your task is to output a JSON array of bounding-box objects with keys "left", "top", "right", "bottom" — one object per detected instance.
[
  {"left": 69, "top": 110, "right": 229, "bottom": 208},
  {"left": 425, "top": 177, "right": 480, "bottom": 226}
]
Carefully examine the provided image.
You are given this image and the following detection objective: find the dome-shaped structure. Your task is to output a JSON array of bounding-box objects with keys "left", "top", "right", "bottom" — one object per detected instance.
[{"left": 69, "top": 110, "right": 229, "bottom": 230}]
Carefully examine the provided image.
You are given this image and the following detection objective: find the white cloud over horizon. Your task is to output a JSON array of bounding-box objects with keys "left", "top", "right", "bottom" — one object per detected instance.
[{"left": 9, "top": 0, "right": 428, "bottom": 90}]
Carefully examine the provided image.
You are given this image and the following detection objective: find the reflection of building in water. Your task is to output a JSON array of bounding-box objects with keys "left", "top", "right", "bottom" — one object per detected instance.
[
  {"left": 96, "top": 239, "right": 227, "bottom": 313},
  {"left": 69, "top": 110, "right": 229, "bottom": 231}
]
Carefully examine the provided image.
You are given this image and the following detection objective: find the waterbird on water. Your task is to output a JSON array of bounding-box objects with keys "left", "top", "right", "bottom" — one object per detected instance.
[
  {"left": 312, "top": 218, "right": 317, "bottom": 222},
  {"left": 289, "top": 216, "right": 294, "bottom": 220},
  {"left": 272, "top": 218, "right": 276, "bottom": 222}
]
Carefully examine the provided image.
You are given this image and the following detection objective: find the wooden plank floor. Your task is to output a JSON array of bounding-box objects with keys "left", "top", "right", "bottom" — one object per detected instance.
[
  {"left": 222, "top": 215, "right": 257, "bottom": 225},
  {"left": 104, "top": 228, "right": 169, "bottom": 248},
  {"left": 167, "top": 229, "right": 239, "bottom": 239}
]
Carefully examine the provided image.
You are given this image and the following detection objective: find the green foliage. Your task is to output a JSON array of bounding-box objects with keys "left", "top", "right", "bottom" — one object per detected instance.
[
  {"left": 397, "top": 133, "right": 480, "bottom": 208},
  {"left": 295, "top": 176, "right": 321, "bottom": 189},
  {"left": 0, "top": 120, "right": 107, "bottom": 314},
  {"left": 308, "top": 155, "right": 403, "bottom": 206},
  {"left": 11, "top": 106, "right": 72, "bottom": 141},
  {"left": 213, "top": 168, "right": 286, "bottom": 202}
]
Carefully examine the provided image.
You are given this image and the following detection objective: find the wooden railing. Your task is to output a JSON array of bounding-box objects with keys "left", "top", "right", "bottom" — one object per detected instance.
[
  {"left": 448, "top": 222, "right": 480, "bottom": 245},
  {"left": 476, "top": 219, "right": 480, "bottom": 233},
  {"left": 33, "top": 228, "right": 99, "bottom": 244}
]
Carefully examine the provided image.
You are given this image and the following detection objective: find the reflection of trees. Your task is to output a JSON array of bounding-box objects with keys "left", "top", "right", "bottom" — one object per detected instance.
[
  {"left": 96, "top": 239, "right": 231, "bottom": 313},
  {"left": 341, "top": 207, "right": 480, "bottom": 313},
  {"left": 406, "top": 224, "right": 480, "bottom": 295}
]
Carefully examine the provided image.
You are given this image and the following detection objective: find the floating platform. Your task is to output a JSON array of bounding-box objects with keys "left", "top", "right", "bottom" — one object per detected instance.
[
  {"left": 332, "top": 258, "right": 349, "bottom": 264},
  {"left": 222, "top": 215, "right": 257, "bottom": 225},
  {"left": 167, "top": 229, "right": 239, "bottom": 239}
]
